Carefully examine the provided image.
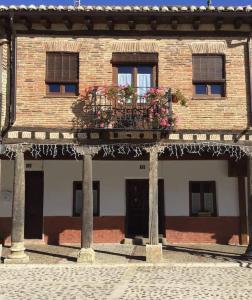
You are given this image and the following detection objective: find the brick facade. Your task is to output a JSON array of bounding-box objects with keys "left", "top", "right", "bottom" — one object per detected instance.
[{"left": 14, "top": 36, "right": 248, "bottom": 131}]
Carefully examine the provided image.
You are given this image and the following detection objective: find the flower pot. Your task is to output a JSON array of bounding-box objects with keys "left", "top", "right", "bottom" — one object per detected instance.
[{"left": 172, "top": 94, "right": 179, "bottom": 103}]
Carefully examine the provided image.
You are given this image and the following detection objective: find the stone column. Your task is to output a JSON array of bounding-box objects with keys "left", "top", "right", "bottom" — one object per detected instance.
[
  {"left": 245, "top": 156, "right": 252, "bottom": 256},
  {"left": 76, "top": 146, "right": 98, "bottom": 263},
  {"left": 146, "top": 147, "right": 162, "bottom": 263},
  {"left": 5, "top": 149, "right": 29, "bottom": 263}
]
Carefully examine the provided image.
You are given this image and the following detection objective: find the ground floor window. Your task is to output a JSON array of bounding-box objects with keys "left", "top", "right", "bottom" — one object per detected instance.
[
  {"left": 189, "top": 181, "right": 217, "bottom": 217},
  {"left": 73, "top": 181, "right": 100, "bottom": 217}
]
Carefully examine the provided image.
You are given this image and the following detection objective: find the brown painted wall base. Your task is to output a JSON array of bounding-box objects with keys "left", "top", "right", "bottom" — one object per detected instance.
[
  {"left": 0, "top": 216, "right": 244, "bottom": 245},
  {"left": 44, "top": 216, "right": 125, "bottom": 244},
  {"left": 166, "top": 216, "right": 241, "bottom": 244}
]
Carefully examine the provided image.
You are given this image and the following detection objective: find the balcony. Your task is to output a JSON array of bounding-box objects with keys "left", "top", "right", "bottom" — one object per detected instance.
[{"left": 72, "top": 86, "right": 175, "bottom": 131}]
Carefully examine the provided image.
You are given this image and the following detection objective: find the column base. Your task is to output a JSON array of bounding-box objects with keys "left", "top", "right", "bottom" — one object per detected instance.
[
  {"left": 4, "top": 242, "right": 29, "bottom": 264},
  {"left": 77, "top": 248, "right": 95, "bottom": 263},
  {"left": 146, "top": 244, "right": 163, "bottom": 263}
]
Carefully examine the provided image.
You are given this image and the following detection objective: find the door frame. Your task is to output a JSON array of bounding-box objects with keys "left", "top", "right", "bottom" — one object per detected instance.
[
  {"left": 24, "top": 171, "right": 44, "bottom": 240},
  {"left": 125, "top": 178, "right": 165, "bottom": 237}
]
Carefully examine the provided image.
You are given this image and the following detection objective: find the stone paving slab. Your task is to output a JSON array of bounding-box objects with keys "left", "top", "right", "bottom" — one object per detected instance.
[{"left": 0, "top": 264, "right": 252, "bottom": 299}]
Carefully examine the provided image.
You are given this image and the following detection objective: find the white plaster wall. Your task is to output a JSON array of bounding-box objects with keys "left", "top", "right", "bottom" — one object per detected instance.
[
  {"left": 0, "top": 160, "right": 14, "bottom": 217},
  {"left": 0, "top": 159, "right": 239, "bottom": 218}
]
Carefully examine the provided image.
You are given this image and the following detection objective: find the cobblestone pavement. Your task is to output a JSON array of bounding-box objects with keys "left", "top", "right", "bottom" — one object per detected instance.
[
  {"left": 0, "top": 264, "right": 252, "bottom": 299},
  {"left": 1, "top": 243, "right": 250, "bottom": 264}
]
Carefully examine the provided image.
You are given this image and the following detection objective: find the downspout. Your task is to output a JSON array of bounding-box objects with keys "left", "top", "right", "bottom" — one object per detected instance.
[
  {"left": 1, "top": 13, "right": 16, "bottom": 139},
  {"left": 247, "top": 35, "right": 252, "bottom": 126}
]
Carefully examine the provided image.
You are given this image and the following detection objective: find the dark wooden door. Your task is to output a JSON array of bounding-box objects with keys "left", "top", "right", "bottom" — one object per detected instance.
[
  {"left": 126, "top": 179, "right": 164, "bottom": 237},
  {"left": 25, "top": 171, "right": 44, "bottom": 239}
]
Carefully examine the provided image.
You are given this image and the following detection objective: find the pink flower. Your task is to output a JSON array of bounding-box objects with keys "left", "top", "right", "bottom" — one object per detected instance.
[
  {"left": 100, "top": 122, "right": 105, "bottom": 128},
  {"left": 160, "top": 118, "right": 168, "bottom": 127}
]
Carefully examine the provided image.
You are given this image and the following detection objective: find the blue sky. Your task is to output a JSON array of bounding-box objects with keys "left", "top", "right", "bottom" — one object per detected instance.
[{"left": 1, "top": 1, "right": 252, "bottom": 7}]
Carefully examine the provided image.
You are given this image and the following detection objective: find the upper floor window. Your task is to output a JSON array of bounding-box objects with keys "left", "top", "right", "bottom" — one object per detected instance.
[
  {"left": 189, "top": 181, "right": 217, "bottom": 217},
  {"left": 192, "top": 55, "right": 225, "bottom": 97},
  {"left": 46, "top": 52, "right": 79, "bottom": 96},
  {"left": 112, "top": 52, "right": 158, "bottom": 103}
]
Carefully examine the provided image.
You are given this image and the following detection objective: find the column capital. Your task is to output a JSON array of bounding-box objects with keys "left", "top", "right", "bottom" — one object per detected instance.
[
  {"left": 74, "top": 145, "right": 100, "bottom": 157},
  {"left": 144, "top": 145, "right": 165, "bottom": 154},
  {"left": 4, "top": 143, "right": 31, "bottom": 154}
]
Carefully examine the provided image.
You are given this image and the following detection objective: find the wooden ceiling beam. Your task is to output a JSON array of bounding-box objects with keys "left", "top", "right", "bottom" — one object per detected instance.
[
  {"left": 107, "top": 17, "right": 114, "bottom": 30},
  {"left": 171, "top": 17, "right": 179, "bottom": 30},
  {"left": 128, "top": 19, "right": 136, "bottom": 30},
  {"left": 84, "top": 17, "right": 93, "bottom": 30},
  {"left": 215, "top": 17, "right": 223, "bottom": 30},
  {"left": 63, "top": 17, "right": 72, "bottom": 30},
  {"left": 192, "top": 17, "right": 201, "bottom": 30},
  {"left": 234, "top": 18, "right": 243, "bottom": 30},
  {"left": 20, "top": 17, "right": 32, "bottom": 30},
  {"left": 150, "top": 18, "right": 158, "bottom": 31},
  {"left": 40, "top": 17, "right": 51, "bottom": 30}
]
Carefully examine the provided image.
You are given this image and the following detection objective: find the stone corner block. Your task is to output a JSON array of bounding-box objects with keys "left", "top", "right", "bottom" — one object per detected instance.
[
  {"left": 77, "top": 248, "right": 95, "bottom": 263},
  {"left": 146, "top": 244, "right": 163, "bottom": 263}
]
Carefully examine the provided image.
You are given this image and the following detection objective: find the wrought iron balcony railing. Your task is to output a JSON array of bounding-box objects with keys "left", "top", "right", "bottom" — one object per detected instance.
[{"left": 73, "top": 86, "right": 174, "bottom": 131}]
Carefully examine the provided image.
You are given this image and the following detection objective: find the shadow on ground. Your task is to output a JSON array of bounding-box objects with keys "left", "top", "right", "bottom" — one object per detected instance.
[{"left": 1, "top": 244, "right": 251, "bottom": 264}]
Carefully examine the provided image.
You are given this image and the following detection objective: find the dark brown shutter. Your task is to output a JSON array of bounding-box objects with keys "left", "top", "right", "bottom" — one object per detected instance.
[
  {"left": 46, "top": 52, "right": 78, "bottom": 83},
  {"left": 112, "top": 52, "right": 158, "bottom": 64},
  {"left": 193, "top": 55, "right": 224, "bottom": 82}
]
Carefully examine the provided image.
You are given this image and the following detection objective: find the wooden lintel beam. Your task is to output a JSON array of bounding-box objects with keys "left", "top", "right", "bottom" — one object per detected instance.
[
  {"left": 84, "top": 17, "right": 93, "bottom": 30},
  {"left": 215, "top": 17, "right": 223, "bottom": 30},
  {"left": 171, "top": 17, "right": 179, "bottom": 30},
  {"left": 20, "top": 17, "right": 32, "bottom": 30},
  {"left": 128, "top": 19, "right": 136, "bottom": 30},
  {"left": 192, "top": 17, "right": 201, "bottom": 30},
  {"left": 150, "top": 18, "right": 158, "bottom": 31},
  {"left": 234, "top": 18, "right": 243, "bottom": 30},
  {"left": 107, "top": 17, "right": 114, "bottom": 30},
  {"left": 63, "top": 17, "right": 72, "bottom": 30},
  {"left": 40, "top": 17, "right": 51, "bottom": 30}
]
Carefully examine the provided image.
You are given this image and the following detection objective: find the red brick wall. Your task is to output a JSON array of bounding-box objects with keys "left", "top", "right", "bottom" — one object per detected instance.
[
  {"left": 166, "top": 216, "right": 240, "bottom": 244},
  {"left": 0, "top": 217, "right": 11, "bottom": 244}
]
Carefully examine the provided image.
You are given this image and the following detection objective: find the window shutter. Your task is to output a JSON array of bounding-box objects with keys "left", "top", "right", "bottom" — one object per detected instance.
[
  {"left": 193, "top": 55, "right": 224, "bottom": 82},
  {"left": 46, "top": 52, "right": 78, "bottom": 83}
]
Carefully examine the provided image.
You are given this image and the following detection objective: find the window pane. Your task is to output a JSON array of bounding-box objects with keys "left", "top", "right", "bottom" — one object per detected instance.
[
  {"left": 75, "top": 189, "right": 82, "bottom": 216},
  {"left": 191, "top": 182, "right": 201, "bottom": 193},
  {"left": 191, "top": 193, "right": 201, "bottom": 214},
  {"left": 93, "top": 190, "right": 98, "bottom": 216},
  {"left": 137, "top": 66, "right": 152, "bottom": 102},
  {"left": 74, "top": 183, "right": 99, "bottom": 216},
  {"left": 195, "top": 84, "right": 207, "bottom": 95},
  {"left": 204, "top": 193, "right": 214, "bottom": 213},
  {"left": 118, "top": 66, "right": 133, "bottom": 86},
  {"left": 48, "top": 83, "right": 60, "bottom": 93},
  {"left": 211, "top": 84, "right": 223, "bottom": 95},
  {"left": 65, "top": 84, "right": 77, "bottom": 94}
]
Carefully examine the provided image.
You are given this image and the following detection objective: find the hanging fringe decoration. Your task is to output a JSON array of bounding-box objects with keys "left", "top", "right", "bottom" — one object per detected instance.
[{"left": 1, "top": 141, "right": 252, "bottom": 161}]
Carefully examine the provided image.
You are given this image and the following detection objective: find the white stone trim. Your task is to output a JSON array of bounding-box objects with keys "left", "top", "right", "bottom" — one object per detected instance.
[
  {"left": 189, "top": 42, "right": 227, "bottom": 54},
  {"left": 112, "top": 41, "right": 158, "bottom": 53}
]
